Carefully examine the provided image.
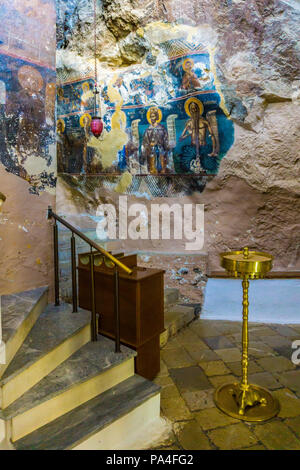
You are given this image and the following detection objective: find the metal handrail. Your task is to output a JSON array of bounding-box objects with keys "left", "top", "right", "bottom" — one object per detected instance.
[
  {"left": 47, "top": 207, "right": 132, "bottom": 275},
  {"left": 47, "top": 206, "right": 129, "bottom": 351}
]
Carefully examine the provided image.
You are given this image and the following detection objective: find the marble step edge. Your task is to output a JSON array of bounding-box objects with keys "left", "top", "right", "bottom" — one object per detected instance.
[
  {"left": 0, "top": 287, "right": 49, "bottom": 374},
  {"left": 0, "top": 336, "right": 136, "bottom": 421},
  {"left": 13, "top": 375, "right": 161, "bottom": 450},
  {"left": 0, "top": 304, "right": 91, "bottom": 387}
]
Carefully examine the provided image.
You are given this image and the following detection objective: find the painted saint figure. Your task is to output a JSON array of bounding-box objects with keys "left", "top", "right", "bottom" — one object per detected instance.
[
  {"left": 180, "top": 98, "right": 218, "bottom": 156},
  {"left": 13, "top": 65, "right": 45, "bottom": 165},
  {"left": 81, "top": 82, "right": 94, "bottom": 108},
  {"left": 181, "top": 58, "right": 201, "bottom": 91},
  {"left": 141, "top": 107, "right": 169, "bottom": 174},
  {"left": 179, "top": 98, "right": 219, "bottom": 173},
  {"left": 57, "top": 118, "right": 71, "bottom": 173}
]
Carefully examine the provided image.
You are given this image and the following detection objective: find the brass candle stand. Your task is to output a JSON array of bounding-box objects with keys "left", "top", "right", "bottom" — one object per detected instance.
[{"left": 214, "top": 247, "right": 280, "bottom": 422}]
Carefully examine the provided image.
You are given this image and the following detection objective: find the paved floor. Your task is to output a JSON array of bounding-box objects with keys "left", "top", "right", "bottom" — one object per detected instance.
[
  {"left": 202, "top": 279, "right": 300, "bottom": 324},
  {"left": 152, "top": 319, "right": 300, "bottom": 450}
]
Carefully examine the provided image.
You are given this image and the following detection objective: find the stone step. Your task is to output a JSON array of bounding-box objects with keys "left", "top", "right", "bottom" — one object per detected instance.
[
  {"left": 0, "top": 304, "right": 91, "bottom": 409},
  {"left": 164, "top": 288, "right": 180, "bottom": 306},
  {"left": 160, "top": 304, "right": 196, "bottom": 348},
  {"left": 0, "top": 287, "right": 48, "bottom": 377},
  {"left": 13, "top": 375, "right": 161, "bottom": 450},
  {"left": 1, "top": 336, "right": 135, "bottom": 442}
]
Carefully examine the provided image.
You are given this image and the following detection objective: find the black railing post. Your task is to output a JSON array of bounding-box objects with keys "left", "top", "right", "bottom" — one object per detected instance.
[
  {"left": 53, "top": 221, "right": 60, "bottom": 306},
  {"left": 71, "top": 234, "right": 78, "bottom": 313},
  {"left": 114, "top": 266, "right": 121, "bottom": 353},
  {"left": 90, "top": 250, "right": 97, "bottom": 341}
]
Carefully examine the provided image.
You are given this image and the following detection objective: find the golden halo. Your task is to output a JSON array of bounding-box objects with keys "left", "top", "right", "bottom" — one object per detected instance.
[
  {"left": 82, "top": 81, "right": 90, "bottom": 91},
  {"left": 18, "top": 65, "right": 43, "bottom": 92},
  {"left": 57, "top": 119, "right": 65, "bottom": 132},
  {"left": 146, "top": 107, "right": 162, "bottom": 124},
  {"left": 184, "top": 97, "right": 204, "bottom": 117},
  {"left": 80, "top": 113, "right": 92, "bottom": 127},
  {"left": 182, "top": 58, "right": 194, "bottom": 72}
]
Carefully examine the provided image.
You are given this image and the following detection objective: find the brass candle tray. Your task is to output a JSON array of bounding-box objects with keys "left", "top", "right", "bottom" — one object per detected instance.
[{"left": 220, "top": 247, "right": 273, "bottom": 279}]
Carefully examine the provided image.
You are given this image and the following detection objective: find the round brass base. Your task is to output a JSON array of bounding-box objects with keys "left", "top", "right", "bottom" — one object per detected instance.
[{"left": 214, "top": 382, "right": 280, "bottom": 422}]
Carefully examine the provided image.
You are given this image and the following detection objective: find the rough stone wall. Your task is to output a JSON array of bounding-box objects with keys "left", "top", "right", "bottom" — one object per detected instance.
[
  {"left": 0, "top": 1, "right": 56, "bottom": 295},
  {"left": 56, "top": 0, "right": 300, "bottom": 302}
]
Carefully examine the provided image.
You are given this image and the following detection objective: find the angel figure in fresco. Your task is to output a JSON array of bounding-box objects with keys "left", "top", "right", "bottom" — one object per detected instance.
[
  {"left": 179, "top": 97, "right": 220, "bottom": 172},
  {"left": 141, "top": 107, "right": 169, "bottom": 174},
  {"left": 181, "top": 58, "right": 201, "bottom": 91}
]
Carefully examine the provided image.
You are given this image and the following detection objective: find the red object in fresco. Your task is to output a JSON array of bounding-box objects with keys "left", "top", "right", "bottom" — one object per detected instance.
[{"left": 90, "top": 116, "right": 103, "bottom": 138}]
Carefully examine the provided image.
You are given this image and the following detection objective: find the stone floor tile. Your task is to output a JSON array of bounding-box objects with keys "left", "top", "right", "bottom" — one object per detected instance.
[
  {"left": 277, "top": 370, "right": 300, "bottom": 393},
  {"left": 153, "top": 376, "right": 174, "bottom": 387},
  {"left": 212, "top": 321, "right": 241, "bottom": 335},
  {"left": 176, "top": 327, "right": 204, "bottom": 345},
  {"left": 174, "top": 421, "right": 212, "bottom": 450},
  {"left": 194, "top": 407, "right": 238, "bottom": 430},
  {"left": 208, "top": 423, "right": 258, "bottom": 450},
  {"left": 248, "top": 326, "right": 277, "bottom": 338},
  {"left": 203, "top": 336, "right": 235, "bottom": 350},
  {"left": 270, "top": 325, "right": 300, "bottom": 339},
  {"left": 155, "top": 359, "right": 169, "bottom": 377},
  {"left": 183, "top": 345, "right": 219, "bottom": 362},
  {"left": 225, "top": 333, "right": 241, "bottom": 345},
  {"left": 215, "top": 348, "right": 242, "bottom": 363},
  {"left": 284, "top": 416, "right": 300, "bottom": 437},
  {"left": 273, "top": 388, "right": 300, "bottom": 418},
  {"left": 192, "top": 321, "right": 223, "bottom": 338},
  {"left": 161, "top": 347, "right": 196, "bottom": 368},
  {"left": 226, "top": 360, "right": 263, "bottom": 376},
  {"left": 161, "top": 397, "right": 193, "bottom": 422},
  {"left": 156, "top": 445, "right": 181, "bottom": 450},
  {"left": 272, "top": 344, "right": 295, "bottom": 360},
  {"left": 170, "top": 366, "right": 211, "bottom": 392},
  {"left": 257, "top": 356, "right": 296, "bottom": 373},
  {"left": 253, "top": 421, "right": 300, "bottom": 450},
  {"left": 148, "top": 430, "right": 177, "bottom": 449},
  {"left": 209, "top": 374, "right": 237, "bottom": 389},
  {"left": 182, "top": 389, "right": 215, "bottom": 411},
  {"left": 240, "top": 444, "right": 266, "bottom": 450},
  {"left": 179, "top": 337, "right": 209, "bottom": 351},
  {"left": 198, "top": 360, "right": 231, "bottom": 377},
  {"left": 259, "top": 335, "right": 292, "bottom": 349},
  {"left": 289, "top": 325, "right": 300, "bottom": 333},
  {"left": 162, "top": 337, "right": 181, "bottom": 350},
  {"left": 248, "top": 371, "right": 282, "bottom": 390},
  {"left": 161, "top": 384, "right": 182, "bottom": 400},
  {"left": 248, "top": 341, "right": 276, "bottom": 358}
]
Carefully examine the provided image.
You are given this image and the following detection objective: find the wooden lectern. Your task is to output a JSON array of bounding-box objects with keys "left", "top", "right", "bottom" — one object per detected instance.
[{"left": 78, "top": 252, "right": 165, "bottom": 380}]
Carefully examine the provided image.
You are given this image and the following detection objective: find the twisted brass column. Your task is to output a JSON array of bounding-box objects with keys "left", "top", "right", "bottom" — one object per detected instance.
[{"left": 241, "top": 276, "right": 249, "bottom": 391}]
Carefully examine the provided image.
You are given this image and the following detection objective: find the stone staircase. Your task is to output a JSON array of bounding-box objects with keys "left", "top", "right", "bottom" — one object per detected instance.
[
  {"left": 0, "top": 287, "right": 161, "bottom": 450},
  {"left": 161, "top": 288, "right": 197, "bottom": 348}
]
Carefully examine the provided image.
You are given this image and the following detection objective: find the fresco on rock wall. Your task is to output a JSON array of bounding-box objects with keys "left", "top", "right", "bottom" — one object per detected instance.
[
  {"left": 0, "top": 0, "right": 56, "bottom": 195},
  {"left": 57, "top": 39, "right": 234, "bottom": 178}
]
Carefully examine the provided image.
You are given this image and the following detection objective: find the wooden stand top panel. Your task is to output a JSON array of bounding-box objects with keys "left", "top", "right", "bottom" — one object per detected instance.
[{"left": 78, "top": 252, "right": 165, "bottom": 281}]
